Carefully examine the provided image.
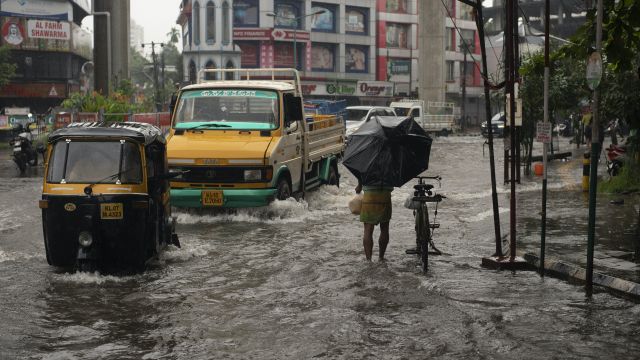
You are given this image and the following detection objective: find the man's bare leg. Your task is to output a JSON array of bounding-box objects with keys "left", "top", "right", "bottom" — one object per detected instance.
[
  {"left": 379, "top": 222, "right": 390, "bottom": 261},
  {"left": 363, "top": 223, "right": 375, "bottom": 261}
]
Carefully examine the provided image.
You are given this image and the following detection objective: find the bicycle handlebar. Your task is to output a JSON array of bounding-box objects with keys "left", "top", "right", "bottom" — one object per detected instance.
[{"left": 415, "top": 175, "right": 441, "bottom": 181}]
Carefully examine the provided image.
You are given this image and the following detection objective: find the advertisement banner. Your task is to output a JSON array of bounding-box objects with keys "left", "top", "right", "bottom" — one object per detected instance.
[
  {"left": 273, "top": 42, "right": 294, "bottom": 68},
  {"left": 311, "top": 6, "right": 334, "bottom": 31},
  {"left": 345, "top": 9, "right": 366, "bottom": 33},
  {"left": 233, "top": 28, "right": 271, "bottom": 40},
  {"left": 311, "top": 44, "right": 334, "bottom": 71},
  {"left": 302, "top": 81, "right": 393, "bottom": 97},
  {"left": 356, "top": 81, "right": 394, "bottom": 97},
  {"left": 345, "top": 45, "right": 367, "bottom": 72},
  {"left": 0, "top": 0, "right": 71, "bottom": 21},
  {"left": 386, "top": 0, "right": 408, "bottom": 13},
  {"left": 1, "top": 17, "right": 70, "bottom": 51}
]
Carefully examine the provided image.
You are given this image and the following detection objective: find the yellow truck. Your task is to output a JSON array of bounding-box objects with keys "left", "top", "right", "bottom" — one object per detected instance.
[{"left": 166, "top": 69, "right": 345, "bottom": 208}]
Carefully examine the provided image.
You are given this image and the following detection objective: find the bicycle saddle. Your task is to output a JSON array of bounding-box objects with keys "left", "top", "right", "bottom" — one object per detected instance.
[{"left": 414, "top": 183, "right": 434, "bottom": 191}]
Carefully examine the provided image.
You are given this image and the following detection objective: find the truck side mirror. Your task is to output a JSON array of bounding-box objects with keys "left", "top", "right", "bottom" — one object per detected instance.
[
  {"left": 169, "top": 93, "right": 178, "bottom": 118},
  {"left": 283, "top": 93, "right": 303, "bottom": 128}
]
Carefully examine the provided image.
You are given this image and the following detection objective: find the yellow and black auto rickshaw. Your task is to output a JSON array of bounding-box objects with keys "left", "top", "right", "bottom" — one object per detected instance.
[{"left": 39, "top": 122, "right": 180, "bottom": 272}]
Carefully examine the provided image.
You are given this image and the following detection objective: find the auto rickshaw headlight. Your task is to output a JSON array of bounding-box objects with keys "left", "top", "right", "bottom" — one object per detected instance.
[
  {"left": 244, "top": 169, "right": 262, "bottom": 181},
  {"left": 78, "top": 231, "right": 93, "bottom": 247}
]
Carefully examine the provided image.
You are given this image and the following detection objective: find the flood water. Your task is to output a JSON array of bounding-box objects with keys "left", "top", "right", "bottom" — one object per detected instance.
[{"left": 1, "top": 136, "right": 640, "bottom": 359}]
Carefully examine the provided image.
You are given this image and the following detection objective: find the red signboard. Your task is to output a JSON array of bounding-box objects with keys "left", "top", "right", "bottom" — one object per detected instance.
[
  {"left": 0, "top": 82, "right": 67, "bottom": 98},
  {"left": 233, "top": 28, "right": 271, "bottom": 40}
]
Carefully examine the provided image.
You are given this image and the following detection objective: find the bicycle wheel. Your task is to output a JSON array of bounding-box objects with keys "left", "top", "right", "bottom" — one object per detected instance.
[{"left": 418, "top": 204, "right": 429, "bottom": 272}]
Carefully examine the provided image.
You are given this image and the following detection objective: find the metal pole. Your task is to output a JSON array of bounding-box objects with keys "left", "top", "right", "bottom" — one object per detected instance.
[
  {"left": 586, "top": 0, "right": 603, "bottom": 297},
  {"left": 293, "top": 19, "right": 297, "bottom": 70},
  {"left": 507, "top": 0, "right": 517, "bottom": 261},
  {"left": 475, "top": 0, "right": 503, "bottom": 256},
  {"left": 540, "top": 0, "right": 550, "bottom": 276},
  {"left": 93, "top": 11, "right": 111, "bottom": 95},
  {"left": 151, "top": 42, "right": 160, "bottom": 112},
  {"left": 461, "top": 46, "right": 467, "bottom": 130}
]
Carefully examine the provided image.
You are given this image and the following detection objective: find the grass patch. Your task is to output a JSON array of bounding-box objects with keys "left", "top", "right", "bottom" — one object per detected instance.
[{"left": 599, "top": 161, "right": 640, "bottom": 193}]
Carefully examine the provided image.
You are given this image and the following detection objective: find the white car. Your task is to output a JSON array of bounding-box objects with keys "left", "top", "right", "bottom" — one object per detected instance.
[{"left": 345, "top": 106, "right": 397, "bottom": 137}]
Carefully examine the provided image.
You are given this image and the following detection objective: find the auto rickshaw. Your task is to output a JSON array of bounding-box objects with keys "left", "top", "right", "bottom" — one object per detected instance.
[{"left": 39, "top": 122, "right": 180, "bottom": 272}]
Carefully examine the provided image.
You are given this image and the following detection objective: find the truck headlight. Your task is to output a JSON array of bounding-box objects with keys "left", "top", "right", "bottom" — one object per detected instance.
[
  {"left": 244, "top": 169, "right": 262, "bottom": 181},
  {"left": 78, "top": 231, "right": 93, "bottom": 247},
  {"left": 498, "top": 124, "right": 505, "bottom": 128}
]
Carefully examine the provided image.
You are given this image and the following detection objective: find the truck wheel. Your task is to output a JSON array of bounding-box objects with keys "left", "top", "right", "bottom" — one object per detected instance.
[
  {"left": 439, "top": 129, "right": 449, "bottom": 137},
  {"left": 276, "top": 177, "right": 291, "bottom": 200},
  {"left": 327, "top": 164, "right": 339, "bottom": 186}
]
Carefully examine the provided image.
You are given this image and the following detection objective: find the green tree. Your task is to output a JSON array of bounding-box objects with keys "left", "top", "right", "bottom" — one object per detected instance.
[
  {"left": 0, "top": 46, "right": 17, "bottom": 87},
  {"left": 167, "top": 27, "right": 180, "bottom": 44}
]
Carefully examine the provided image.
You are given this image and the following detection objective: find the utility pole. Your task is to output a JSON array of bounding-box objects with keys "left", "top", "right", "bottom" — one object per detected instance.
[
  {"left": 142, "top": 41, "right": 164, "bottom": 112},
  {"left": 460, "top": 43, "right": 468, "bottom": 130},
  {"left": 586, "top": 0, "right": 604, "bottom": 298}
]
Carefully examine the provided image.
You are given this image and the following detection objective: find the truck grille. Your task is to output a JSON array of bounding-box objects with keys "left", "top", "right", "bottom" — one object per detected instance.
[{"left": 174, "top": 166, "right": 266, "bottom": 183}]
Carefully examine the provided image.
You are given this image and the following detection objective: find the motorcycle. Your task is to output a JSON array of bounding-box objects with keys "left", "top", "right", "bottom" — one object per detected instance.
[
  {"left": 9, "top": 123, "right": 44, "bottom": 173},
  {"left": 605, "top": 143, "right": 627, "bottom": 177}
]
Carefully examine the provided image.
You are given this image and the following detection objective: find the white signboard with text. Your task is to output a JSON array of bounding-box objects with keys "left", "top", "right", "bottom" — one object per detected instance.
[
  {"left": 27, "top": 20, "right": 70, "bottom": 40},
  {"left": 536, "top": 122, "right": 552, "bottom": 143}
]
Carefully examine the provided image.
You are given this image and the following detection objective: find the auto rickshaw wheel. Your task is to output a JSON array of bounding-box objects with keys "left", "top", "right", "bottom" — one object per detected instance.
[
  {"left": 276, "top": 177, "right": 291, "bottom": 200},
  {"left": 77, "top": 260, "right": 96, "bottom": 273}
]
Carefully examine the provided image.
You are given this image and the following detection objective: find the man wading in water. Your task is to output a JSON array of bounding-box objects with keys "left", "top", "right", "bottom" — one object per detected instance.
[{"left": 356, "top": 181, "right": 393, "bottom": 261}]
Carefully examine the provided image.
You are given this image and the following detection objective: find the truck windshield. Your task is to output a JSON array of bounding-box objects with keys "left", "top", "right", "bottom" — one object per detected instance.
[
  {"left": 46, "top": 141, "right": 142, "bottom": 184},
  {"left": 394, "top": 108, "right": 409, "bottom": 116},
  {"left": 174, "top": 89, "right": 279, "bottom": 130}
]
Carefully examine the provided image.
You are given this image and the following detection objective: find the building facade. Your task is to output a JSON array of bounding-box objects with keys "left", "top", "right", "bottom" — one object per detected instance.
[
  {"left": 178, "top": 0, "right": 242, "bottom": 83},
  {"left": 177, "top": 0, "right": 485, "bottom": 113},
  {"left": 0, "top": 0, "right": 92, "bottom": 118}
]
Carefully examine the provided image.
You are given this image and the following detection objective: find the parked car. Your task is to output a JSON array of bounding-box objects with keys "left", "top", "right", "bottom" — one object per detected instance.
[
  {"left": 481, "top": 112, "right": 506, "bottom": 137},
  {"left": 345, "top": 106, "right": 397, "bottom": 137}
]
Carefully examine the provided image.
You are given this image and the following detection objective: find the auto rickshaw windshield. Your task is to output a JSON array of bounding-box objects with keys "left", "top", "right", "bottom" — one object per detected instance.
[{"left": 46, "top": 141, "right": 143, "bottom": 184}]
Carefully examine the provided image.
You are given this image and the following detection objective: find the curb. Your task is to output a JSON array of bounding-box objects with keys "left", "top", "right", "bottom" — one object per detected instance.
[{"left": 523, "top": 252, "right": 640, "bottom": 299}]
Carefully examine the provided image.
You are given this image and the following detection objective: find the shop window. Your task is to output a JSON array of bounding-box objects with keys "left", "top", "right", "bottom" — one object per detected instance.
[
  {"left": 274, "top": 1, "right": 301, "bottom": 29},
  {"left": 311, "top": 43, "right": 335, "bottom": 71},
  {"left": 386, "top": 0, "right": 407, "bottom": 13},
  {"left": 193, "top": 1, "right": 200, "bottom": 45},
  {"left": 345, "top": 45, "right": 367, "bottom": 73},
  {"left": 206, "top": 1, "right": 215, "bottom": 44},
  {"left": 345, "top": 7, "right": 367, "bottom": 35},
  {"left": 222, "top": 1, "right": 230, "bottom": 44},
  {"left": 386, "top": 23, "right": 409, "bottom": 49},
  {"left": 237, "top": 41, "right": 260, "bottom": 68},
  {"left": 273, "top": 42, "right": 295, "bottom": 68},
  {"left": 311, "top": 3, "right": 335, "bottom": 32},
  {"left": 234, "top": 0, "right": 259, "bottom": 27}
]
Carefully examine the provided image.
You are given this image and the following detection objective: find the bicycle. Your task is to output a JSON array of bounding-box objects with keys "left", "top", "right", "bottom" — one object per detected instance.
[{"left": 405, "top": 175, "right": 445, "bottom": 273}]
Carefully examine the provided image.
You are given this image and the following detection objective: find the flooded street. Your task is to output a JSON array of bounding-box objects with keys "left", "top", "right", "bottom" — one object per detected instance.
[{"left": 2, "top": 136, "right": 640, "bottom": 359}]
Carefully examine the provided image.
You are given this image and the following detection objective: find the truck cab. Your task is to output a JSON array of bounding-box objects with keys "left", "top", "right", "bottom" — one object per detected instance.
[{"left": 166, "top": 69, "right": 344, "bottom": 208}]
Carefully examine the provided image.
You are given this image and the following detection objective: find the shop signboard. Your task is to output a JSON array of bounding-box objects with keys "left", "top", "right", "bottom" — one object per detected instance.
[
  {"left": 356, "top": 81, "right": 394, "bottom": 97},
  {"left": 27, "top": 19, "right": 70, "bottom": 40},
  {"left": 0, "top": 83, "right": 67, "bottom": 98},
  {"left": 233, "top": 28, "right": 271, "bottom": 40},
  {"left": 389, "top": 59, "right": 410, "bottom": 75}
]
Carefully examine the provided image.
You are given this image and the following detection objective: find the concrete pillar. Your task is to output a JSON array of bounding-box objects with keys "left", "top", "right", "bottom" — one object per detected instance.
[
  {"left": 94, "top": 0, "right": 130, "bottom": 95},
  {"left": 418, "top": 0, "right": 445, "bottom": 104}
]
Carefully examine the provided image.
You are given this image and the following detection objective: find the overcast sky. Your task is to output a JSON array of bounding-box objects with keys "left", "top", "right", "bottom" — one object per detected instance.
[
  {"left": 130, "top": 0, "right": 182, "bottom": 52},
  {"left": 81, "top": 0, "right": 183, "bottom": 56}
]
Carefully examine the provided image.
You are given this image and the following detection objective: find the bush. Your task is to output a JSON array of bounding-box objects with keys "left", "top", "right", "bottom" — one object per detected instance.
[{"left": 598, "top": 161, "right": 640, "bottom": 193}]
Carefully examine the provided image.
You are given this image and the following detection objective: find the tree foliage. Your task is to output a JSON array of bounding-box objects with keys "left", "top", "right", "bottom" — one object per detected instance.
[{"left": 0, "top": 45, "right": 17, "bottom": 87}]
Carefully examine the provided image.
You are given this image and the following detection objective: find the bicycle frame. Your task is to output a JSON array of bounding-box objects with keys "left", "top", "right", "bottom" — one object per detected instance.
[{"left": 411, "top": 176, "right": 444, "bottom": 272}]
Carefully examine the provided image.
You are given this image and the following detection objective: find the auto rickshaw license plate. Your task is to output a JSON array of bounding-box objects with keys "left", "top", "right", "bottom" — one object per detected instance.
[
  {"left": 100, "top": 203, "right": 123, "bottom": 219},
  {"left": 202, "top": 190, "right": 223, "bottom": 206}
]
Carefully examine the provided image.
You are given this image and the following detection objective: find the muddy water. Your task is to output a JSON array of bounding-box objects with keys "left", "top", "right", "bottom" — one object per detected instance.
[{"left": 1, "top": 138, "right": 640, "bottom": 359}]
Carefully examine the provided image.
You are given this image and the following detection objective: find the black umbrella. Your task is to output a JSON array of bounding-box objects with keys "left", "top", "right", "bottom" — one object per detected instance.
[{"left": 343, "top": 116, "right": 432, "bottom": 188}]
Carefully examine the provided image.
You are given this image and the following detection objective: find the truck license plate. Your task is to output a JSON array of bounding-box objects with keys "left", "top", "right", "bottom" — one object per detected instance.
[
  {"left": 202, "top": 190, "right": 223, "bottom": 206},
  {"left": 100, "top": 203, "right": 123, "bottom": 219}
]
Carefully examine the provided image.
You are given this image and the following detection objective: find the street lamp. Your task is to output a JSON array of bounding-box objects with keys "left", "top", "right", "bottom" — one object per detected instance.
[{"left": 267, "top": 9, "right": 326, "bottom": 70}]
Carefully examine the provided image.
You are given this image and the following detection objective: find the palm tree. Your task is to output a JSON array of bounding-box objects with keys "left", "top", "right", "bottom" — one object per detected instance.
[{"left": 167, "top": 27, "right": 180, "bottom": 44}]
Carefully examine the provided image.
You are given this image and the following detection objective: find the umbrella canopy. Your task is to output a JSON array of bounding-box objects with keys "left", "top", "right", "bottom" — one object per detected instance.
[{"left": 343, "top": 116, "right": 432, "bottom": 188}]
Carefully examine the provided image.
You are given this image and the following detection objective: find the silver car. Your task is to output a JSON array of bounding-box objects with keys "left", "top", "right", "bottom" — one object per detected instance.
[{"left": 345, "top": 106, "right": 397, "bottom": 137}]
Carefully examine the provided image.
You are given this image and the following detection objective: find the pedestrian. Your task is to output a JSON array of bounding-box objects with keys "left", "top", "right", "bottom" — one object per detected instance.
[
  {"left": 355, "top": 180, "right": 393, "bottom": 261},
  {"left": 583, "top": 111, "right": 592, "bottom": 148}
]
